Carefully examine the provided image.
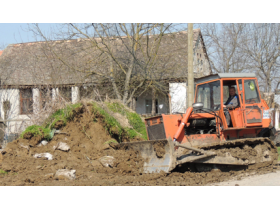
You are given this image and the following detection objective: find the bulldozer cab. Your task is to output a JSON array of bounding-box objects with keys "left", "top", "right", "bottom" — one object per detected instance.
[{"left": 195, "top": 73, "right": 270, "bottom": 130}]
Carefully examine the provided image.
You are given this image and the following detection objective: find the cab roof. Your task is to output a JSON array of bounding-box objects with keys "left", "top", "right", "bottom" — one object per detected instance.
[{"left": 195, "top": 73, "right": 256, "bottom": 84}]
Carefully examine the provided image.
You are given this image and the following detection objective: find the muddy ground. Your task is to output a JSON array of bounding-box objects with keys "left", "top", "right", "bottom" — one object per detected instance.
[{"left": 0, "top": 105, "right": 278, "bottom": 186}]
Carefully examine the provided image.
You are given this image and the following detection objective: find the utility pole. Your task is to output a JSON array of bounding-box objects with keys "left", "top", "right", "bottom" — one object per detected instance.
[{"left": 187, "top": 23, "right": 194, "bottom": 107}]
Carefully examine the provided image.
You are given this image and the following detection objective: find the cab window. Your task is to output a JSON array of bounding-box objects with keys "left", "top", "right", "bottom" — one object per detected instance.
[
  {"left": 196, "top": 81, "right": 221, "bottom": 110},
  {"left": 244, "top": 80, "right": 260, "bottom": 104}
]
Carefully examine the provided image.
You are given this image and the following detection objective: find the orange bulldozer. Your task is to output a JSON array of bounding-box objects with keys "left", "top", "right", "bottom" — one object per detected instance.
[{"left": 120, "top": 73, "right": 279, "bottom": 173}]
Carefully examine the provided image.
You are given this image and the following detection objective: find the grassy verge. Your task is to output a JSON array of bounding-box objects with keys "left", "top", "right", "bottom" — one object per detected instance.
[{"left": 105, "top": 101, "right": 147, "bottom": 140}]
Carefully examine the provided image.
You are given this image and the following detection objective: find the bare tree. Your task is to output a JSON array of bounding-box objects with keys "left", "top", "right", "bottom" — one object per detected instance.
[
  {"left": 241, "top": 23, "right": 280, "bottom": 94},
  {"left": 201, "top": 23, "right": 247, "bottom": 73},
  {"left": 28, "top": 23, "right": 176, "bottom": 106}
]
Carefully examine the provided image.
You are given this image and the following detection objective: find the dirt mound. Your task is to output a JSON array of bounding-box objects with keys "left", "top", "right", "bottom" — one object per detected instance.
[
  {"left": 0, "top": 104, "right": 147, "bottom": 185},
  {"left": 0, "top": 104, "right": 278, "bottom": 186}
]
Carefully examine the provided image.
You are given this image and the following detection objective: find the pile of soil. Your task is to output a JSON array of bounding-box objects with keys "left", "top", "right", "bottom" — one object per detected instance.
[{"left": 0, "top": 104, "right": 278, "bottom": 186}]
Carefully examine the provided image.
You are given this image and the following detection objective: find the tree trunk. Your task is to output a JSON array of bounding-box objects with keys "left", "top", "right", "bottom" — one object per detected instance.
[{"left": 132, "top": 97, "right": 136, "bottom": 111}]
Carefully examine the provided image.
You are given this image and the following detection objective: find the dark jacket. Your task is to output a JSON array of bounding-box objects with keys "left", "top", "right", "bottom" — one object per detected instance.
[{"left": 224, "top": 94, "right": 240, "bottom": 109}]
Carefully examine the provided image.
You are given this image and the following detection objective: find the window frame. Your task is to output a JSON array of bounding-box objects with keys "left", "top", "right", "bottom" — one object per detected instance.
[{"left": 19, "top": 88, "right": 33, "bottom": 115}]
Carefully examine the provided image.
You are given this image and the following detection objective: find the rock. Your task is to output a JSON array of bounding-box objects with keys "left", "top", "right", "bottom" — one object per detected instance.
[
  {"left": 41, "top": 140, "right": 49, "bottom": 146},
  {"left": 19, "top": 143, "right": 30, "bottom": 151},
  {"left": 34, "top": 153, "right": 53, "bottom": 160},
  {"left": 99, "top": 156, "right": 115, "bottom": 167},
  {"left": 55, "top": 169, "right": 76, "bottom": 180},
  {"left": 53, "top": 142, "right": 70, "bottom": 152},
  {"left": 37, "top": 140, "right": 48, "bottom": 147}
]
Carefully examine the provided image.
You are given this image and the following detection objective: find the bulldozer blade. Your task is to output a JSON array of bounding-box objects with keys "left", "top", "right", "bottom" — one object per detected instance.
[{"left": 119, "top": 139, "right": 176, "bottom": 173}]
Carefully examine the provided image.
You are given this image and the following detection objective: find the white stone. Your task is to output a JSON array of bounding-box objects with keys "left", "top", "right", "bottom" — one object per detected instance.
[
  {"left": 55, "top": 169, "right": 76, "bottom": 180},
  {"left": 99, "top": 156, "right": 115, "bottom": 167},
  {"left": 37, "top": 140, "right": 49, "bottom": 147},
  {"left": 53, "top": 142, "right": 70, "bottom": 151},
  {"left": 41, "top": 140, "right": 49, "bottom": 146},
  {"left": 34, "top": 153, "right": 53, "bottom": 160}
]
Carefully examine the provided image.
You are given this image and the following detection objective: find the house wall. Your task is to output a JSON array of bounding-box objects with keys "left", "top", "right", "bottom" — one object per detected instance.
[
  {"left": 169, "top": 83, "right": 187, "bottom": 113},
  {"left": 275, "top": 109, "right": 279, "bottom": 130},
  {"left": 193, "top": 36, "right": 211, "bottom": 77},
  {"left": 72, "top": 86, "right": 80, "bottom": 103},
  {"left": 0, "top": 88, "right": 32, "bottom": 135},
  {"left": 0, "top": 86, "right": 80, "bottom": 138}
]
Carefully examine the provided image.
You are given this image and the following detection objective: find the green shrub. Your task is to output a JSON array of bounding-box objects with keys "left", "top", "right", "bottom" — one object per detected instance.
[{"left": 20, "top": 125, "right": 51, "bottom": 140}]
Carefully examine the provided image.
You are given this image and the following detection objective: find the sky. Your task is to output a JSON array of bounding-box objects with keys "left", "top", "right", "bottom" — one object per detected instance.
[{"left": 0, "top": 23, "right": 57, "bottom": 47}]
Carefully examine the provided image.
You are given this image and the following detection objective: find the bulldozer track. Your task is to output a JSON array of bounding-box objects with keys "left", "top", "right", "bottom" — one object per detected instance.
[
  {"left": 195, "top": 137, "right": 279, "bottom": 166},
  {"left": 197, "top": 137, "right": 277, "bottom": 151}
]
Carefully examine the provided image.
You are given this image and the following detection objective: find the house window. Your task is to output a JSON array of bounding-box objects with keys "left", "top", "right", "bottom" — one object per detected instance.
[
  {"left": 59, "top": 87, "right": 72, "bottom": 102},
  {"left": 40, "top": 88, "right": 52, "bottom": 108},
  {"left": 20, "top": 89, "right": 33, "bottom": 114},
  {"left": 145, "top": 99, "right": 158, "bottom": 113}
]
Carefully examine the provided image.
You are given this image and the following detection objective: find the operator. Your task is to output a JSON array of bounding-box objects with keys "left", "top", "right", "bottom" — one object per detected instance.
[{"left": 223, "top": 87, "right": 240, "bottom": 126}]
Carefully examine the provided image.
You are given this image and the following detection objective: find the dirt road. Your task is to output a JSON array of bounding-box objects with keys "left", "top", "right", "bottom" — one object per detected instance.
[{"left": 210, "top": 170, "right": 280, "bottom": 186}]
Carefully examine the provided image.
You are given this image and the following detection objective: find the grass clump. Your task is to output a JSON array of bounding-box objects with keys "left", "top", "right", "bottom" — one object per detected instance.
[
  {"left": 105, "top": 101, "right": 147, "bottom": 140},
  {"left": 20, "top": 125, "right": 51, "bottom": 140},
  {"left": 92, "top": 102, "right": 143, "bottom": 142},
  {"left": 92, "top": 102, "right": 125, "bottom": 141},
  {"left": 104, "top": 139, "right": 119, "bottom": 144},
  {"left": 0, "top": 169, "right": 8, "bottom": 175},
  {"left": 44, "top": 103, "right": 82, "bottom": 129},
  {"left": 20, "top": 103, "right": 82, "bottom": 141}
]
